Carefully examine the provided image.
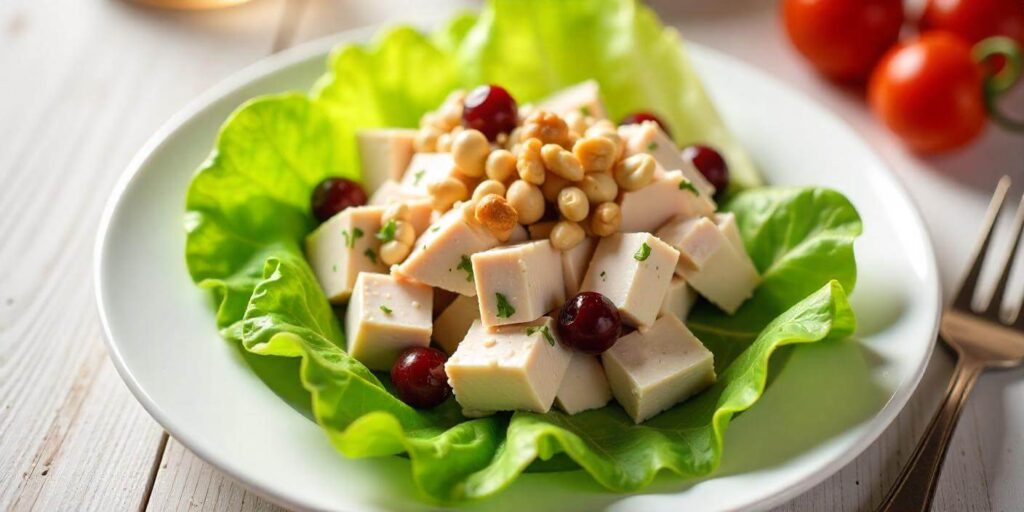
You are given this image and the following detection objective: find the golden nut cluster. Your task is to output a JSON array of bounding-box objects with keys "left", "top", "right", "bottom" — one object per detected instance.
[
  {"left": 379, "top": 203, "right": 418, "bottom": 265},
  {"left": 417, "top": 105, "right": 670, "bottom": 252}
]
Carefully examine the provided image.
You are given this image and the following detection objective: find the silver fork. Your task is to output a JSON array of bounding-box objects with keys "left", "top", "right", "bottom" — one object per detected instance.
[{"left": 878, "top": 176, "right": 1024, "bottom": 512}]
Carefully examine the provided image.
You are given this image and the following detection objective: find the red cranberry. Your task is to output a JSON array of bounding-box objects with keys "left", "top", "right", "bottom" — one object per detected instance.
[
  {"left": 310, "top": 177, "right": 367, "bottom": 222},
  {"left": 557, "top": 292, "right": 622, "bottom": 354},
  {"left": 462, "top": 85, "right": 518, "bottom": 141},
  {"left": 619, "top": 111, "right": 671, "bottom": 138},
  {"left": 681, "top": 144, "right": 729, "bottom": 193},
  {"left": 390, "top": 347, "right": 451, "bottom": 409}
]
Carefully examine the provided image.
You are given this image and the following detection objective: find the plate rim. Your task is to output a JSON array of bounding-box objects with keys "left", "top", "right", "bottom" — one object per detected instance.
[{"left": 94, "top": 26, "right": 942, "bottom": 512}]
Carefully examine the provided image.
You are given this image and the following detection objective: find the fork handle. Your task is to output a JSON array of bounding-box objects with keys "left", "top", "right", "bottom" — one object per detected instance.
[{"left": 876, "top": 355, "right": 985, "bottom": 512}]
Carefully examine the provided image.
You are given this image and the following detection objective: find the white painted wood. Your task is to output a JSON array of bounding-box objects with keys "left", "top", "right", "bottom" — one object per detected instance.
[{"left": 2, "top": 0, "right": 1021, "bottom": 510}]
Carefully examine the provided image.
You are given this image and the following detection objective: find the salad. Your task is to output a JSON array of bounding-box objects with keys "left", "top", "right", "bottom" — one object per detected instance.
[{"left": 184, "top": 0, "right": 862, "bottom": 503}]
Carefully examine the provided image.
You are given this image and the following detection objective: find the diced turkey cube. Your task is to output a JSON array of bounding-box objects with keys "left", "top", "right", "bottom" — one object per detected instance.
[
  {"left": 433, "top": 295, "right": 480, "bottom": 354},
  {"left": 579, "top": 233, "right": 679, "bottom": 328},
  {"left": 554, "top": 353, "right": 612, "bottom": 415},
  {"left": 619, "top": 170, "right": 716, "bottom": 233},
  {"left": 446, "top": 317, "right": 573, "bottom": 414},
  {"left": 715, "top": 212, "right": 747, "bottom": 254},
  {"left": 345, "top": 272, "right": 433, "bottom": 371},
  {"left": 356, "top": 129, "right": 417, "bottom": 194},
  {"left": 396, "top": 209, "right": 499, "bottom": 296},
  {"left": 661, "top": 277, "right": 698, "bottom": 320},
  {"left": 619, "top": 121, "right": 716, "bottom": 197},
  {"left": 656, "top": 214, "right": 760, "bottom": 314},
  {"left": 537, "top": 80, "right": 607, "bottom": 119},
  {"left": 399, "top": 153, "right": 459, "bottom": 196},
  {"left": 472, "top": 241, "right": 566, "bottom": 327},
  {"left": 562, "top": 237, "right": 597, "bottom": 297},
  {"left": 305, "top": 206, "right": 388, "bottom": 303},
  {"left": 367, "top": 180, "right": 433, "bottom": 234},
  {"left": 602, "top": 314, "right": 716, "bottom": 423}
]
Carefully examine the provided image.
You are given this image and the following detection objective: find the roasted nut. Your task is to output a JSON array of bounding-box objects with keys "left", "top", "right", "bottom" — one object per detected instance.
[
  {"left": 427, "top": 177, "right": 469, "bottom": 211},
  {"left": 414, "top": 126, "right": 441, "bottom": 153},
  {"left": 521, "top": 110, "right": 571, "bottom": 147},
  {"left": 459, "top": 199, "right": 478, "bottom": 223},
  {"left": 613, "top": 153, "right": 656, "bottom": 191},
  {"left": 382, "top": 203, "right": 410, "bottom": 224},
  {"left": 557, "top": 187, "right": 590, "bottom": 222},
  {"left": 475, "top": 195, "right": 519, "bottom": 234},
  {"left": 541, "top": 144, "right": 584, "bottom": 181},
  {"left": 563, "top": 111, "right": 590, "bottom": 135},
  {"left": 585, "top": 121, "right": 625, "bottom": 160},
  {"left": 541, "top": 173, "right": 570, "bottom": 202},
  {"left": 550, "top": 220, "right": 585, "bottom": 251},
  {"left": 590, "top": 202, "right": 621, "bottom": 237},
  {"left": 573, "top": 136, "right": 617, "bottom": 173},
  {"left": 485, "top": 149, "right": 517, "bottom": 182},
  {"left": 380, "top": 240, "right": 412, "bottom": 265},
  {"left": 436, "top": 132, "right": 454, "bottom": 153},
  {"left": 452, "top": 129, "right": 489, "bottom": 178},
  {"left": 472, "top": 179, "right": 507, "bottom": 201},
  {"left": 580, "top": 172, "right": 618, "bottom": 203},
  {"left": 394, "top": 220, "right": 416, "bottom": 246},
  {"left": 506, "top": 180, "right": 546, "bottom": 224},
  {"left": 516, "top": 138, "right": 546, "bottom": 185}
]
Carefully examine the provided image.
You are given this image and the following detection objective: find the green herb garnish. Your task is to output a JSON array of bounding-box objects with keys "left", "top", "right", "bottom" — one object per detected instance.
[
  {"left": 600, "top": 270, "right": 607, "bottom": 281},
  {"left": 430, "top": 224, "right": 441, "bottom": 232},
  {"left": 647, "top": 141, "right": 658, "bottom": 151},
  {"left": 457, "top": 254, "right": 474, "bottom": 282},
  {"left": 332, "top": 264, "right": 338, "bottom": 272},
  {"left": 413, "top": 169, "right": 426, "bottom": 185},
  {"left": 526, "top": 325, "right": 555, "bottom": 346},
  {"left": 363, "top": 248, "right": 377, "bottom": 263},
  {"left": 678, "top": 179, "right": 699, "bottom": 196},
  {"left": 350, "top": 227, "right": 364, "bottom": 248},
  {"left": 496, "top": 293, "right": 516, "bottom": 318},
  {"left": 376, "top": 219, "right": 397, "bottom": 242},
  {"left": 634, "top": 242, "right": 651, "bottom": 261},
  {"left": 579, "top": 106, "right": 591, "bottom": 116},
  {"left": 380, "top": 305, "right": 393, "bottom": 315}
]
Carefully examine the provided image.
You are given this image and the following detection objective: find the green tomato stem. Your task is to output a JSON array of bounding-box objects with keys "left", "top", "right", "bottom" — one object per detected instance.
[{"left": 973, "top": 36, "right": 1024, "bottom": 132}]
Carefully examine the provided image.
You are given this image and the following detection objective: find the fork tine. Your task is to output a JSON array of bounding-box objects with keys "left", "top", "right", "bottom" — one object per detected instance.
[
  {"left": 952, "top": 176, "right": 1012, "bottom": 312},
  {"left": 987, "top": 189, "right": 1024, "bottom": 320}
]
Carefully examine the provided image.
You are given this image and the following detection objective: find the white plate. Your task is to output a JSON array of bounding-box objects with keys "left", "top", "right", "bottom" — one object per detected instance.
[{"left": 95, "top": 29, "right": 940, "bottom": 512}]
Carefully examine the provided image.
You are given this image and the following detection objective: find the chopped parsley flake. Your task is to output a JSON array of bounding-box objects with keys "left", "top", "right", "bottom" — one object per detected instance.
[
  {"left": 376, "top": 219, "right": 397, "bottom": 242},
  {"left": 363, "top": 248, "right": 377, "bottom": 263},
  {"left": 526, "top": 325, "right": 555, "bottom": 346},
  {"left": 634, "top": 242, "right": 651, "bottom": 262},
  {"left": 579, "top": 106, "right": 591, "bottom": 116},
  {"left": 647, "top": 141, "right": 658, "bottom": 151},
  {"left": 678, "top": 179, "right": 699, "bottom": 196},
  {"left": 430, "top": 225, "right": 441, "bottom": 232},
  {"left": 332, "top": 264, "right": 338, "bottom": 272},
  {"left": 600, "top": 270, "right": 607, "bottom": 281},
  {"left": 413, "top": 169, "right": 426, "bottom": 185},
  {"left": 495, "top": 293, "right": 516, "bottom": 318},
  {"left": 379, "top": 305, "right": 393, "bottom": 315},
  {"left": 457, "top": 254, "right": 474, "bottom": 282},
  {"left": 350, "top": 227, "right": 364, "bottom": 248}
]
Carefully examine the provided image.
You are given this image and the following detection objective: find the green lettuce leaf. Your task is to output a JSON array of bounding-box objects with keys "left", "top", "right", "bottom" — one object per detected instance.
[{"left": 183, "top": 0, "right": 862, "bottom": 503}]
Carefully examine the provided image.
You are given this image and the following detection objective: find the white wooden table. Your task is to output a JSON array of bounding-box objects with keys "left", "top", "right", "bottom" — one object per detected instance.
[{"left": 1, "top": 1, "right": 1021, "bottom": 510}]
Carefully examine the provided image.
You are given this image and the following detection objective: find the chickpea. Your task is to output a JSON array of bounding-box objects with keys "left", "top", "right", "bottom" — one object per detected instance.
[
  {"left": 541, "top": 173, "right": 570, "bottom": 203},
  {"left": 563, "top": 111, "right": 590, "bottom": 135},
  {"left": 590, "top": 202, "right": 621, "bottom": 237},
  {"left": 436, "top": 132, "right": 454, "bottom": 153},
  {"left": 472, "top": 179, "right": 507, "bottom": 202},
  {"left": 557, "top": 187, "right": 590, "bottom": 222},
  {"left": 613, "top": 153, "right": 656, "bottom": 191},
  {"left": 394, "top": 221, "right": 416, "bottom": 246},
  {"left": 485, "top": 149, "right": 517, "bottom": 182},
  {"left": 427, "top": 177, "right": 468, "bottom": 211},
  {"left": 516, "top": 138, "right": 546, "bottom": 185},
  {"left": 474, "top": 195, "right": 519, "bottom": 234},
  {"left": 380, "top": 240, "right": 412, "bottom": 266},
  {"left": 506, "top": 180, "right": 546, "bottom": 224},
  {"left": 573, "top": 136, "right": 617, "bottom": 173},
  {"left": 414, "top": 126, "right": 441, "bottom": 153},
  {"left": 540, "top": 144, "right": 584, "bottom": 182},
  {"left": 580, "top": 172, "right": 618, "bottom": 203},
  {"left": 550, "top": 220, "right": 585, "bottom": 251},
  {"left": 521, "top": 110, "right": 571, "bottom": 147},
  {"left": 452, "top": 129, "right": 489, "bottom": 178},
  {"left": 382, "top": 203, "right": 410, "bottom": 224},
  {"left": 585, "top": 121, "right": 625, "bottom": 161}
]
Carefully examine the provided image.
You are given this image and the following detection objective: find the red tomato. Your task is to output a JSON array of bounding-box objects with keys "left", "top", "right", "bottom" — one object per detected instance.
[
  {"left": 783, "top": 0, "right": 904, "bottom": 81},
  {"left": 868, "top": 32, "right": 987, "bottom": 153},
  {"left": 921, "top": 0, "right": 1024, "bottom": 45}
]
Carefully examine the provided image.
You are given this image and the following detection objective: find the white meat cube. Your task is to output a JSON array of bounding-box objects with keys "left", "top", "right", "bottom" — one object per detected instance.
[
  {"left": 618, "top": 170, "right": 716, "bottom": 233},
  {"left": 396, "top": 209, "right": 499, "bottom": 296},
  {"left": 562, "top": 237, "right": 597, "bottom": 297},
  {"left": 579, "top": 233, "right": 679, "bottom": 328},
  {"left": 602, "top": 314, "right": 716, "bottom": 423},
  {"left": 356, "top": 129, "right": 416, "bottom": 194},
  {"left": 367, "top": 179, "right": 433, "bottom": 234},
  {"left": 554, "top": 353, "right": 612, "bottom": 415},
  {"left": 472, "top": 241, "right": 566, "bottom": 328},
  {"left": 660, "top": 277, "right": 698, "bottom": 321},
  {"left": 304, "top": 206, "right": 388, "bottom": 303},
  {"left": 537, "top": 80, "right": 607, "bottom": 119},
  {"left": 399, "top": 153, "right": 459, "bottom": 196},
  {"left": 345, "top": 272, "right": 433, "bottom": 371},
  {"left": 619, "top": 121, "right": 716, "bottom": 197},
  {"left": 433, "top": 295, "right": 480, "bottom": 354}
]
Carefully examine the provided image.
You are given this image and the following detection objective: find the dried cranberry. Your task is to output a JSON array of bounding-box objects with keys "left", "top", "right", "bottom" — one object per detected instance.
[
  {"left": 557, "top": 292, "right": 621, "bottom": 354},
  {"left": 462, "top": 85, "right": 518, "bottom": 141},
  {"left": 390, "top": 347, "right": 451, "bottom": 409},
  {"left": 310, "top": 177, "right": 367, "bottom": 222},
  {"left": 681, "top": 144, "right": 729, "bottom": 192}
]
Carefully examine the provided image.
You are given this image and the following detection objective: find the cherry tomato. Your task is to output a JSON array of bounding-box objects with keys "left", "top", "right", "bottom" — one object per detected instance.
[
  {"left": 868, "top": 32, "right": 987, "bottom": 153},
  {"left": 921, "top": 0, "right": 1024, "bottom": 46},
  {"left": 782, "top": 0, "right": 904, "bottom": 81}
]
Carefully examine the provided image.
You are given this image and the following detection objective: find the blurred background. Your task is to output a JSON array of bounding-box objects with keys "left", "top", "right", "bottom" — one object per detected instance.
[{"left": 0, "top": 0, "right": 1021, "bottom": 511}]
